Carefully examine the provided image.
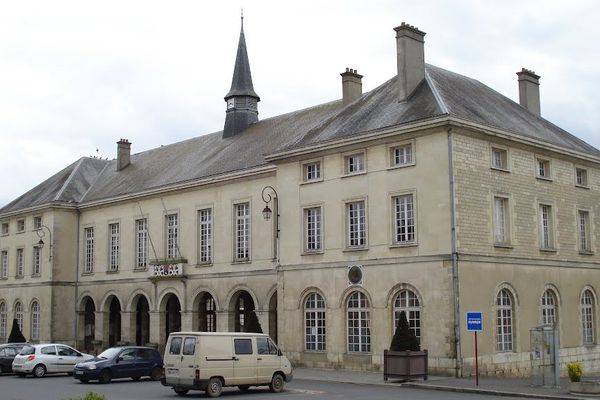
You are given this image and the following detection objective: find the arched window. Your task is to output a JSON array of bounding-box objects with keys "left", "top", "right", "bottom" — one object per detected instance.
[
  {"left": 541, "top": 289, "right": 557, "bottom": 325},
  {"left": 393, "top": 289, "right": 421, "bottom": 338},
  {"left": 496, "top": 289, "right": 514, "bottom": 352},
  {"left": 31, "top": 301, "right": 40, "bottom": 341},
  {"left": 581, "top": 290, "right": 595, "bottom": 345},
  {"left": 0, "top": 302, "right": 6, "bottom": 341},
  {"left": 304, "top": 293, "right": 326, "bottom": 351},
  {"left": 14, "top": 301, "right": 23, "bottom": 332},
  {"left": 347, "top": 291, "right": 370, "bottom": 353}
]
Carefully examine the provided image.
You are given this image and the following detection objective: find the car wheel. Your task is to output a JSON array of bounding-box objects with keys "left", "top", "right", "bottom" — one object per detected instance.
[
  {"left": 150, "top": 367, "right": 162, "bottom": 381},
  {"left": 206, "top": 377, "right": 223, "bottom": 398},
  {"left": 33, "top": 364, "right": 46, "bottom": 378},
  {"left": 269, "top": 373, "right": 285, "bottom": 393},
  {"left": 238, "top": 385, "right": 250, "bottom": 392},
  {"left": 173, "top": 387, "right": 189, "bottom": 396},
  {"left": 79, "top": 377, "right": 90, "bottom": 384},
  {"left": 98, "top": 369, "right": 112, "bottom": 384}
]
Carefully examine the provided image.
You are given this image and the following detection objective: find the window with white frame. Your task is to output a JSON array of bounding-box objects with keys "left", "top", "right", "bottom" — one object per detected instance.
[
  {"left": 539, "top": 204, "right": 554, "bottom": 249},
  {"left": 541, "top": 289, "right": 557, "bottom": 325},
  {"left": 581, "top": 290, "right": 595, "bottom": 345},
  {"left": 0, "top": 302, "right": 6, "bottom": 340},
  {"left": 0, "top": 223, "right": 7, "bottom": 235},
  {"left": 393, "top": 194, "right": 415, "bottom": 244},
  {"left": 346, "top": 201, "right": 366, "bottom": 248},
  {"left": 15, "top": 301, "right": 23, "bottom": 332},
  {"left": 0, "top": 251, "right": 7, "bottom": 278},
  {"left": 198, "top": 208, "right": 212, "bottom": 263},
  {"left": 108, "top": 223, "right": 119, "bottom": 271},
  {"left": 305, "top": 292, "right": 326, "bottom": 351},
  {"left": 84, "top": 227, "right": 94, "bottom": 273},
  {"left": 135, "top": 218, "right": 148, "bottom": 269},
  {"left": 304, "top": 207, "right": 322, "bottom": 252},
  {"left": 31, "top": 301, "right": 40, "bottom": 341},
  {"left": 347, "top": 291, "right": 370, "bottom": 352},
  {"left": 578, "top": 210, "right": 591, "bottom": 253},
  {"left": 576, "top": 168, "right": 589, "bottom": 187},
  {"left": 494, "top": 196, "right": 510, "bottom": 245},
  {"left": 16, "top": 248, "right": 23, "bottom": 277},
  {"left": 17, "top": 219, "right": 25, "bottom": 232},
  {"left": 491, "top": 147, "right": 508, "bottom": 170},
  {"left": 391, "top": 143, "right": 413, "bottom": 167},
  {"left": 33, "top": 246, "right": 41, "bottom": 275},
  {"left": 204, "top": 296, "right": 216, "bottom": 332},
  {"left": 303, "top": 161, "right": 321, "bottom": 182},
  {"left": 165, "top": 214, "right": 179, "bottom": 259},
  {"left": 537, "top": 158, "right": 551, "bottom": 179},
  {"left": 344, "top": 153, "right": 365, "bottom": 174},
  {"left": 496, "top": 289, "right": 514, "bottom": 352},
  {"left": 234, "top": 203, "right": 250, "bottom": 261},
  {"left": 33, "top": 216, "right": 42, "bottom": 230},
  {"left": 393, "top": 290, "right": 421, "bottom": 338}
]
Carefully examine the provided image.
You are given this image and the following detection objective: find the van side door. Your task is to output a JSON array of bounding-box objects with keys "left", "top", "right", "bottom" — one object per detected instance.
[
  {"left": 232, "top": 338, "right": 257, "bottom": 385},
  {"left": 179, "top": 336, "right": 198, "bottom": 387},
  {"left": 256, "top": 337, "right": 282, "bottom": 384},
  {"left": 164, "top": 336, "right": 183, "bottom": 385}
]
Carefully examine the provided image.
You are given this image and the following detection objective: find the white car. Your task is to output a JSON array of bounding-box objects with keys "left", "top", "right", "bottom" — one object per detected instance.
[{"left": 12, "top": 344, "right": 94, "bottom": 378}]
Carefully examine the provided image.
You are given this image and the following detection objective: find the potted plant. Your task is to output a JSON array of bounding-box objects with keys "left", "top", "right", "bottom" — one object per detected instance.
[
  {"left": 568, "top": 362, "right": 600, "bottom": 395},
  {"left": 383, "top": 311, "right": 428, "bottom": 381}
]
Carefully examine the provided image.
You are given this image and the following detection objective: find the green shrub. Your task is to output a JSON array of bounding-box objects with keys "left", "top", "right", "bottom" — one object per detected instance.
[
  {"left": 244, "top": 311, "right": 263, "bottom": 333},
  {"left": 390, "top": 311, "right": 420, "bottom": 352},
  {"left": 567, "top": 362, "right": 582, "bottom": 382}
]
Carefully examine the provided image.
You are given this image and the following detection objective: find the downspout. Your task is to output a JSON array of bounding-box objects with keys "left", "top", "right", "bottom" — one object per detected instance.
[
  {"left": 448, "top": 128, "right": 462, "bottom": 377},
  {"left": 73, "top": 209, "right": 81, "bottom": 346}
]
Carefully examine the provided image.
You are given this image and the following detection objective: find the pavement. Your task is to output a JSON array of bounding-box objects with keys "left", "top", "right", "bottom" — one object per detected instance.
[{"left": 293, "top": 367, "right": 600, "bottom": 399}]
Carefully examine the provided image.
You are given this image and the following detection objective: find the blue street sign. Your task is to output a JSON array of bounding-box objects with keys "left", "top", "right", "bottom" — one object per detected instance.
[{"left": 466, "top": 312, "right": 483, "bottom": 331}]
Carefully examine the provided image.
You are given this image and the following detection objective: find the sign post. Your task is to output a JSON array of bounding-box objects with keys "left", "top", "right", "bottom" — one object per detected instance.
[{"left": 466, "top": 312, "right": 483, "bottom": 386}]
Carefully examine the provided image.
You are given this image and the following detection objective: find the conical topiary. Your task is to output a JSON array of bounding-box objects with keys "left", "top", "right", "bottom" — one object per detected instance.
[
  {"left": 244, "top": 311, "right": 263, "bottom": 333},
  {"left": 390, "top": 311, "right": 420, "bottom": 352},
  {"left": 8, "top": 318, "right": 26, "bottom": 343}
]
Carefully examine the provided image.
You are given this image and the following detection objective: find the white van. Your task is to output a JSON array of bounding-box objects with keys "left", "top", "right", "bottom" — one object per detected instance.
[{"left": 161, "top": 332, "right": 293, "bottom": 397}]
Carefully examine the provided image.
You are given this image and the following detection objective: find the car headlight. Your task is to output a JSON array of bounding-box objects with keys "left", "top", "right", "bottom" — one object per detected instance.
[{"left": 85, "top": 364, "right": 97, "bottom": 370}]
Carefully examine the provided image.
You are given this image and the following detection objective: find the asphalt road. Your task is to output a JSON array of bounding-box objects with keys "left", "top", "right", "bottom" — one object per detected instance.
[{"left": 0, "top": 373, "right": 530, "bottom": 400}]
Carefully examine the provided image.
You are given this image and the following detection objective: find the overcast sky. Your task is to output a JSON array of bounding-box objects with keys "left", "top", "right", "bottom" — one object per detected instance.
[{"left": 1, "top": 0, "right": 599, "bottom": 207}]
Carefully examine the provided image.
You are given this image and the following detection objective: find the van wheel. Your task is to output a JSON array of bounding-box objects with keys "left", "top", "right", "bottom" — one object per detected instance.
[
  {"left": 238, "top": 385, "right": 250, "bottom": 392},
  {"left": 269, "top": 373, "right": 285, "bottom": 393},
  {"left": 206, "top": 377, "right": 223, "bottom": 398},
  {"left": 174, "top": 387, "right": 189, "bottom": 396}
]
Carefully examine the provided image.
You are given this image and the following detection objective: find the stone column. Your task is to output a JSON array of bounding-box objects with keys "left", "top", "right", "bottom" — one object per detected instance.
[
  {"left": 93, "top": 311, "right": 105, "bottom": 354},
  {"left": 216, "top": 310, "right": 230, "bottom": 332},
  {"left": 149, "top": 311, "right": 161, "bottom": 346},
  {"left": 180, "top": 311, "right": 194, "bottom": 332},
  {"left": 120, "top": 311, "right": 134, "bottom": 345}
]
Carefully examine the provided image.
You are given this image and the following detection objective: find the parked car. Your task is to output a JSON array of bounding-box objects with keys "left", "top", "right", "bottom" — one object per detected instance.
[
  {"left": 74, "top": 346, "right": 163, "bottom": 384},
  {"left": 0, "top": 343, "right": 30, "bottom": 373},
  {"left": 12, "top": 344, "right": 94, "bottom": 377}
]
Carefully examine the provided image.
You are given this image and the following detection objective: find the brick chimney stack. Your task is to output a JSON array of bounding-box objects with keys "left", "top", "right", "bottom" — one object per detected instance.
[
  {"left": 394, "top": 23, "right": 426, "bottom": 102},
  {"left": 517, "top": 68, "right": 541, "bottom": 116},
  {"left": 341, "top": 68, "right": 363, "bottom": 105},
  {"left": 116, "top": 139, "right": 131, "bottom": 171}
]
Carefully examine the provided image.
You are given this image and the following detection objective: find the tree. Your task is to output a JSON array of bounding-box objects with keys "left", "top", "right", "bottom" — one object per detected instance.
[
  {"left": 8, "top": 318, "right": 26, "bottom": 343},
  {"left": 390, "top": 311, "right": 420, "bottom": 352},
  {"left": 244, "top": 311, "right": 263, "bottom": 333}
]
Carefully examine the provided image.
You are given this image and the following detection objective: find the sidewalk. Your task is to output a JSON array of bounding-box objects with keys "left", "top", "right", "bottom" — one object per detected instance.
[{"left": 293, "top": 367, "right": 596, "bottom": 399}]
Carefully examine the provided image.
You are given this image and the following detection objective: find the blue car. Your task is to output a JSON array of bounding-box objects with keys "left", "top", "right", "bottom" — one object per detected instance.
[{"left": 74, "top": 346, "right": 163, "bottom": 384}]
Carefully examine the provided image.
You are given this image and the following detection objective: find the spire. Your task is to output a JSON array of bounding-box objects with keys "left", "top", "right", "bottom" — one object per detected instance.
[{"left": 224, "top": 14, "right": 259, "bottom": 99}]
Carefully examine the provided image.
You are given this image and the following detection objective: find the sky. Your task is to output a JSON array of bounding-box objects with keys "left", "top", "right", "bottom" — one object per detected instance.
[{"left": 0, "top": 0, "right": 599, "bottom": 207}]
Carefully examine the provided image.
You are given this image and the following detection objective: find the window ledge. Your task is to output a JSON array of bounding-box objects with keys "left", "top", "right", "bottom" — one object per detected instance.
[
  {"left": 342, "top": 171, "right": 367, "bottom": 178},
  {"left": 540, "top": 248, "right": 557, "bottom": 253},
  {"left": 494, "top": 243, "right": 513, "bottom": 249},
  {"left": 31, "top": 273, "right": 41, "bottom": 278},
  {"left": 106, "top": 269, "right": 119, "bottom": 274},
  {"left": 300, "top": 179, "right": 323, "bottom": 185},
  {"left": 15, "top": 275, "right": 24, "bottom": 279},
  {"left": 81, "top": 272, "right": 95, "bottom": 276},
  {"left": 0, "top": 234, "right": 8, "bottom": 237},
  {"left": 133, "top": 267, "right": 148, "bottom": 272},
  {"left": 343, "top": 247, "right": 368, "bottom": 253},
  {"left": 579, "top": 251, "right": 594, "bottom": 256},
  {"left": 303, "top": 350, "right": 327, "bottom": 353},
  {"left": 536, "top": 176, "right": 553, "bottom": 182},
  {"left": 387, "top": 163, "right": 415, "bottom": 171},
  {"left": 16, "top": 231, "right": 25, "bottom": 235},
  {"left": 0, "top": 277, "right": 8, "bottom": 280},
  {"left": 490, "top": 166, "right": 510, "bottom": 173},
  {"left": 302, "top": 251, "right": 324, "bottom": 256},
  {"left": 195, "top": 262, "right": 213, "bottom": 268},
  {"left": 232, "top": 260, "right": 252, "bottom": 265},
  {"left": 390, "top": 242, "right": 418, "bottom": 249},
  {"left": 345, "top": 352, "right": 372, "bottom": 356}
]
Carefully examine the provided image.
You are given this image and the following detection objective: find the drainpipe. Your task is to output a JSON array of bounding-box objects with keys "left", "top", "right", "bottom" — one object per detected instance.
[
  {"left": 448, "top": 128, "right": 462, "bottom": 377},
  {"left": 73, "top": 210, "right": 81, "bottom": 347}
]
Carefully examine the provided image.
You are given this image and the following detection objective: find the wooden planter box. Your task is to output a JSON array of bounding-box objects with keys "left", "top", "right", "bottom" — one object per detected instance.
[{"left": 383, "top": 349, "right": 428, "bottom": 381}]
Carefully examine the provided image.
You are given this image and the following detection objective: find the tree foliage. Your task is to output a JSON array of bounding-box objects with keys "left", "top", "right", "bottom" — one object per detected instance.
[
  {"left": 390, "top": 311, "right": 420, "bottom": 352},
  {"left": 244, "top": 311, "right": 263, "bottom": 333},
  {"left": 8, "top": 318, "right": 26, "bottom": 343}
]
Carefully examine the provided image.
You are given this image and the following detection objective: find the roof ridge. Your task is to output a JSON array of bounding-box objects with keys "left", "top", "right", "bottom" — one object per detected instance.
[
  {"left": 425, "top": 69, "right": 449, "bottom": 114},
  {"left": 80, "top": 160, "right": 111, "bottom": 203},
  {"left": 52, "top": 157, "right": 85, "bottom": 202}
]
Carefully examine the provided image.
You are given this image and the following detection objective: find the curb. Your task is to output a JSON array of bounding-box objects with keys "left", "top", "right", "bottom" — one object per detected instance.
[{"left": 400, "top": 382, "right": 582, "bottom": 400}]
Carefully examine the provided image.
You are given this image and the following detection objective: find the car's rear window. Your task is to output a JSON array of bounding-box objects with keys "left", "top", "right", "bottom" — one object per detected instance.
[
  {"left": 19, "top": 346, "right": 35, "bottom": 355},
  {"left": 41, "top": 346, "right": 57, "bottom": 355},
  {"left": 169, "top": 337, "right": 182, "bottom": 355}
]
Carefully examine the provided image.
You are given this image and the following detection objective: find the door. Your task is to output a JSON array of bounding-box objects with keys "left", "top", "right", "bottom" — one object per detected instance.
[
  {"left": 256, "top": 337, "right": 281, "bottom": 384},
  {"left": 135, "top": 348, "right": 155, "bottom": 377},
  {"left": 40, "top": 345, "right": 59, "bottom": 372},
  {"left": 164, "top": 336, "right": 183, "bottom": 385},
  {"left": 232, "top": 338, "right": 257, "bottom": 385},
  {"left": 56, "top": 346, "right": 81, "bottom": 372},
  {"left": 113, "top": 348, "right": 138, "bottom": 378},
  {"left": 179, "top": 337, "right": 198, "bottom": 387}
]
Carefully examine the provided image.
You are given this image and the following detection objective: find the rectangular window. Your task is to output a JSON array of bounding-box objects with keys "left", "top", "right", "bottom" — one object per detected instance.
[
  {"left": 198, "top": 209, "right": 212, "bottom": 263},
  {"left": 345, "top": 153, "right": 365, "bottom": 174},
  {"left": 392, "top": 143, "right": 413, "bottom": 166},
  {"left": 33, "top": 216, "right": 42, "bottom": 230},
  {"left": 576, "top": 168, "right": 589, "bottom": 187},
  {"left": 539, "top": 204, "right": 554, "bottom": 249},
  {"left": 537, "top": 158, "right": 551, "bottom": 179},
  {"left": 491, "top": 147, "right": 508, "bottom": 170},
  {"left": 108, "top": 223, "right": 119, "bottom": 271},
  {"left": 17, "top": 219, "right": 25, "bottom": 233},
  {"left": 303, "top": 161, "right": 321, "bottom": 182},
  {"left": 33, "top": 246, "right": 41, "bottom": 275},
  {"left": 234, "top": 338, "right": 253, "bottom": 355},
  {"left": 84, "top": 227, "right": 94, "bottom": 273},
  {"left": 393, "top": 194, "right": 415, "bottom": 244},
  {"left": 182, "top": 337, "right": 196, "bottom": 355},
  {"left": 0, "top": 223, "right": 7, "bottom": 235},
  {"left": 135, "top": 218, "right": 148, "bottom": 269},
  {"left": 579, "top": 210, "right": 591, "bottom": 253},
  {"left": 0, "top": 251, "right": 7, "bottom": 278},
  {"left": 494, "top": 197, "right": 510, "bottom": 245},
  {"left": 346, "top": 201, "right": 366, "bottom": 248},
  {"left": 234, "top": 203, "right": 250, "bottom": 261},
  {"left": 16, "top": 248, "right": 24, "bottom": 277},
  {"left": 169, "top": 337, "right": 182, "bottom": 355},
  {"left": 166, "top": 214, "right": 179, "bottom": 259},
  {"left": 304, "top": 207, "right": 322, "bottom": 252}
]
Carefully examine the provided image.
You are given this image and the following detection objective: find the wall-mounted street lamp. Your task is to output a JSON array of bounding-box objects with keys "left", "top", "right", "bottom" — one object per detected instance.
[
  {"left": 261, "top": 185, "right": 280, "bottom": 261},
  {"left": 35, "top": 225, "right": 52, "bottom": 262}
]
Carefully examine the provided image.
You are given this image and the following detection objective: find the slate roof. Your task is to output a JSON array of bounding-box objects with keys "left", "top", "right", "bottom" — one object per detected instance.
[
  {"left": 2, "top": 64, "right": 599, "bottom": 212},
  {"left": 224, "top": 20, "right": 259, "bottom": 100}
]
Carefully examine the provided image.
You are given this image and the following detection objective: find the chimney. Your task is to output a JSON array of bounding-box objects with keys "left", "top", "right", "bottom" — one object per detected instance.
[
  {"left": 340, "top": 68, "right": 363, "bottom": 105},
  {"left": 116, "top": 139, "right": 131, "bottom": 171},
  {"left": 394, "top": 23, "right": 426, "bottom": 102},
  {"left": 516, "top": 68, "right": 541, "bottom": 116}
]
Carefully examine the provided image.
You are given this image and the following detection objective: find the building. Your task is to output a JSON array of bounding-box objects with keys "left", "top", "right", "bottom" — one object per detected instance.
[{"left": 1, "top": 20, "right": 600, "bottom": 377}]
